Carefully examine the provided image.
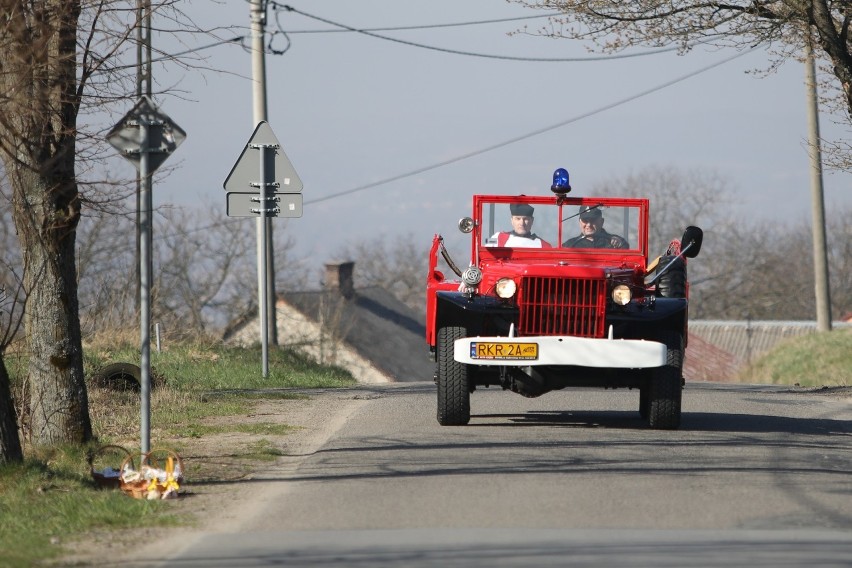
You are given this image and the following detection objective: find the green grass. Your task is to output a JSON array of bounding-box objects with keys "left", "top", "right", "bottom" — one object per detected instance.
[
  {"left": 0, "top": 446, "right": 182, "bottom": 567},
  {"left": 1, "top": 341, "right": 356, "bottom": 566},
  {"left": 84, "top": 341, "right": 356, "bottom": 391},
  {"left": 738, "top": 328, "right": 852, "bottom": 387}
]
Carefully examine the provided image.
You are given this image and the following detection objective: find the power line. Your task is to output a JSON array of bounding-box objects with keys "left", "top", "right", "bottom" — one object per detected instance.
[
  {"left": 276, "top": 4, "right": 694, "bottom": 62},
  {"left": 269, "top": 9, "right": 558, "bottom": 33},
  {"left": 151, "top": 46, "right": 757, "bottom": 240},
  {"left": 304, "top": 46, "right": 759, "bottom": 206}
]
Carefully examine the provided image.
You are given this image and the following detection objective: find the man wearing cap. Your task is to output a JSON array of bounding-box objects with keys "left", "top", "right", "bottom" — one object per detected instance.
[
  {"left": 490, "top": 203, "right": 552, "bottom": 248},
  {"left": 562, "top": 205, "right": 629, "bottom": 249}
]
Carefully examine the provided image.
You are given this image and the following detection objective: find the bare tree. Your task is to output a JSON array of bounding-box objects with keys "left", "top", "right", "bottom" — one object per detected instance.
[
  {"left": 334, "top": 236, "right": 428, "bottom": 313},
  {"left": 691, "top": 209, "right": 851, "bottom": 320},
  {"left": 0, "top": 0, "right": 224, "bottom": 449},
  {"left": 0, "top": 353, "right": 22, "bottom": 464},
  {"left": 514, "top": 1, "right": 852, "bottom": 168},
  {"left": 0, "top": 0, "right": 94, "bottom": 445},
  {"left": 153, "top": 207, "right": 257, "bottom": 338},
  {"left": 590, "top": 166, "right": 733, "bottom": 256}
]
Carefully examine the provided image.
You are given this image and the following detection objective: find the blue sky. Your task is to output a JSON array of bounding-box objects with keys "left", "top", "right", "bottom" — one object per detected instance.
[{"left": 107, "top": 0, "right": 850, "bottom": 270}]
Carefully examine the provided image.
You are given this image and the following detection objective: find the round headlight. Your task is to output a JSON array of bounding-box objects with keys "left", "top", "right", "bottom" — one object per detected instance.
[
  {"left": 612, "top": 284, "right": 632, "bottom": 306},
  {"left": 495, "top": 278, "right": 517, "bottom": 299},
  {"left": 458, "top": 217, "right": 475, "bottom": 233},
  {"left": 462, "top": 266, "right": 482, "bottom": 287}
]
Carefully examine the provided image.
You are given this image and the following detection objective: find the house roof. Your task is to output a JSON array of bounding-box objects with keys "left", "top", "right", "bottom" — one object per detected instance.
[
  {"left": 281, "top": 286, "right": 434, "bottom": 382},
  {"left": 684, "top": 335, "right": 740, "bottom": 382}
]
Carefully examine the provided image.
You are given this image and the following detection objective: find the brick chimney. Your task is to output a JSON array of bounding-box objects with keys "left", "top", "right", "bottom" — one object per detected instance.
[{"left": 325, "top": 261, "right": 355, "bottom": 299}]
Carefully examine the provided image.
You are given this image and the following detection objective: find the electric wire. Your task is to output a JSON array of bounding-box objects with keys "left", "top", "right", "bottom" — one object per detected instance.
[
  {"left": 147, "top": 44, "right": 758, "bottom": 241},
  {"left": 304, "top": 46, "right": 759, "bottom": 207},
  {"left": 269, "top": 9, "right": 559, "bottom": 33},
  {"left": 275, "top": 4, "right": 700, "bottom": 62},
  {"left": 129, "top": 6, "right": 758, "bottom": 237}
]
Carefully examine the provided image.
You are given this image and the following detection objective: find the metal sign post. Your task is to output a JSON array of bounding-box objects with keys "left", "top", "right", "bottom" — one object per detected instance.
[
  {"left": 223, "top": 121, "right": 302, "bottom": 377},
  {"left": 256, "top": 143, "right": 273, "bottom": 377},
  {"left": 108, "top": 96, "right": 185, "bottom": 454}
]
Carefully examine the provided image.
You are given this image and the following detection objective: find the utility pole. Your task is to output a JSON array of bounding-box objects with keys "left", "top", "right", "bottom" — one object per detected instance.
[
  {"left": 250, "top": 0, "right": 279, "bottom": 348},
  {"left": 804, "top": 36, "right": 833, "bottom": 332}
]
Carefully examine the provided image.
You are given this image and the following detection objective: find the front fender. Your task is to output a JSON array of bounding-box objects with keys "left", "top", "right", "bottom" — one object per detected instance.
[
  {"left": 607, "top": 297, "right": 689, "bottom": 342},
  {"left": 435, "top": 292, "right": 519, "bottom": 340}
]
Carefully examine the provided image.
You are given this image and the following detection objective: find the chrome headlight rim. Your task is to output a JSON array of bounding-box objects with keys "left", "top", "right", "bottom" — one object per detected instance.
[
  {"left": 611, "top": 284, "right": 632, "bottom": 306},
  {"left": 495, "top": 278, "right": 517, "bottom": 299}
]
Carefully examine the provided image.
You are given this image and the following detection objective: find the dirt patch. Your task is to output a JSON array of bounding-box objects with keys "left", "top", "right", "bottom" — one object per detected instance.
[{"left": 58, "top": 390, "right": 365, "bottom": 566}]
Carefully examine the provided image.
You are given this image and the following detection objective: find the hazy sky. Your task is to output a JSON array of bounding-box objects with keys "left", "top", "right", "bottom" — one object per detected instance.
[{"left": 108, "top": 0, "right": 850, "bottom": 274}]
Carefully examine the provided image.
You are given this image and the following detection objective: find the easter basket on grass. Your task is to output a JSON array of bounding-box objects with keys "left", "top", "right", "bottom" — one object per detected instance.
[
  {"left": 88, "top": 445, "right": 135, "bottom": 490},
  {"left": 119, "top": 448, "right": 184, "bottom": 500}
]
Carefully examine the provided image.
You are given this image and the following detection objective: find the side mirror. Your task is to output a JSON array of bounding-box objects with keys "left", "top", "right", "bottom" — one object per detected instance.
[
  {"left": 458, "top": 217, "right": 475, "bottom": 234},
  {"left": 681, "top": 226, "right": 703, "bottom": 258}
]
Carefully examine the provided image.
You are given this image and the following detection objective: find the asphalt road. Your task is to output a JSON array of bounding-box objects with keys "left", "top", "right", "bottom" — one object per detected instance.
[{"left": 153, "top": 382, "right": 852, "bottom": 567}]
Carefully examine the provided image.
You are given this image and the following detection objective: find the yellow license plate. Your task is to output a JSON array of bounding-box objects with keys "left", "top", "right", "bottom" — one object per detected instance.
[{"left": 470, "top": 342, "right": 539, "bottom": 360}]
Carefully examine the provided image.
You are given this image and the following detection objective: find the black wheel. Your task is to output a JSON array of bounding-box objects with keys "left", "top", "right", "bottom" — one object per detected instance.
[
  {"left": 639, "top": 386, "right": 650, "bottom": 419},
  {"left": 647, "top": 331, "right": 683, "bottom": 429},
  {"left": 91, "top": 362, "right": 141, "bottom": 392},
  {"left": 656, "top": 255, "right": 687, "bottom": 298},
  {"left": 436, "top": 326, "right": 470, "bottom": 426}
]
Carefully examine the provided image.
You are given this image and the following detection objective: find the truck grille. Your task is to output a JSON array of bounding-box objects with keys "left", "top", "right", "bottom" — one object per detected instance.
[{"left": 517, "top": 277, "right": 606, "bottom": 338}]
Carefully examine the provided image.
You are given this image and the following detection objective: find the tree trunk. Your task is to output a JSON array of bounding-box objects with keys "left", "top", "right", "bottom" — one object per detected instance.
[
  {"left": 0, "top": 0, "right": 92, "bottom": 445},
  {"left": 0, "top": 352, "right": 23, "bottom": 464},
  {"left": 13, "top": 168, "right": 92, "bottom": 444}
]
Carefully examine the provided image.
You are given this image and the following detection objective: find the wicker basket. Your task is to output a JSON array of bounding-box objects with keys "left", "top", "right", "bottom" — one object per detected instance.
[
  {"left": 89, "top": 445, "right": 134, "bottom": 490},
  {"left": 119, "top": 449, "right": 184, "bottom": 500}
]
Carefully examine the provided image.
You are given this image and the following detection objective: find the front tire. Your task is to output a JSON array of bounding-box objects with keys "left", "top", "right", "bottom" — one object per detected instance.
[
  {"left": 647, "top": 331, "right": 683, "bottom": 429},
  {"left": 436, "top": 326, "right": 470, "bottom": 426}
]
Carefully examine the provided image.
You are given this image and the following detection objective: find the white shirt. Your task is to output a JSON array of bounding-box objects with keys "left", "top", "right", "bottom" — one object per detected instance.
[{"left": 488, "top": 232, "right": 548, "bottom": 248}]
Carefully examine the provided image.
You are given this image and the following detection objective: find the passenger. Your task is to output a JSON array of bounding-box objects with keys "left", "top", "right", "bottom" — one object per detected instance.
[
  {"left": 562, "top": 205, "right": 628, "bottom": 249},
  {"left": 490, "top": 203, "right": 551, "bottom": 248}
]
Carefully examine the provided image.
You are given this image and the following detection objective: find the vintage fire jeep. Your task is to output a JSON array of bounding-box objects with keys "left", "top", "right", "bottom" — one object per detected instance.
[{"left": 426, "top": 168, "right": 703, "bottom": 429}]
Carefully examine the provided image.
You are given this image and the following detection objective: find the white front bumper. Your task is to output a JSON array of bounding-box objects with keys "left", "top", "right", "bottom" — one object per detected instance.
[{"left": 454, "top": 335, "right": 666, "bottom": 368}]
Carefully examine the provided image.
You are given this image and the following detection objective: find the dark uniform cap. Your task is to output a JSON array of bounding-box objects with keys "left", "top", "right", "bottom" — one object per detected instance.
[
  {"left": 510, "top": 203, "right": 534, "bottom": 217},
  {"left": 579, "top": 205, "right": 603, "bottom": 220}
]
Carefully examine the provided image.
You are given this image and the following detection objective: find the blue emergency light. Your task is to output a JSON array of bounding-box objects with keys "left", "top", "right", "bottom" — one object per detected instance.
[{"left": 551, "top": 168, "right": 571, "bottom": 194}]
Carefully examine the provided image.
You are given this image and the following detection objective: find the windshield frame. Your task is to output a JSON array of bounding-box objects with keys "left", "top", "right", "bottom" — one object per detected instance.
[{"left": 472, "top": 195, "right": 649, "bottom": 265}]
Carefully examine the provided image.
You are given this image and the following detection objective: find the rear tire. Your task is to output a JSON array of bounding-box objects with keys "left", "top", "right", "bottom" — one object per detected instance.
[
  {"left": 648, "top": 331, "right": 683, "bottom": 429},
  {"left": 639, "top": 386, "right": 650, "bottom": 420},
  {"left": 436, "top": 326, "right": 470, "bottom": 426}
]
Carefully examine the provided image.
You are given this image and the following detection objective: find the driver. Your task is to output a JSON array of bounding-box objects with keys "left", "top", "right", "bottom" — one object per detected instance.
[
  {"left": 562, "top": 205, "right": 628, "bottom": 249},
  {"left": 490, "top": 203, "right": 551, "bottom": 248}
]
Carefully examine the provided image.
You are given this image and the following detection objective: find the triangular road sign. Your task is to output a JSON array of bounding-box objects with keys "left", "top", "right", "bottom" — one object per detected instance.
[{"left": 223, "top": 121, "right": 303, "bottom": 193}]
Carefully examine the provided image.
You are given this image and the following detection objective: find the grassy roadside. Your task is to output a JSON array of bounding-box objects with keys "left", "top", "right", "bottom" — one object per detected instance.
[
  {"left": 737, "top": 328, "right": 852, "bottom": 387},
  {"left": 0, "top": 340, "right": 356, "bottom": 567},
  {"left": 3, "top": 329, "right": 848, "bottom": 565}
]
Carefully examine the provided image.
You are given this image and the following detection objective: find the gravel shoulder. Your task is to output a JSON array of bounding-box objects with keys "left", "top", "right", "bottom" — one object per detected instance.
[{"left": 59, "top": 389, "right": 367, "bottom": 566}]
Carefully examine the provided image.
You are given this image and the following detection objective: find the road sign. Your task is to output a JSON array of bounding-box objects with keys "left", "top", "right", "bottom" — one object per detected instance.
[
  {"left": 223, "top": 121, "right": 303, "bottom": 193},
  {"left": 107, "top": 96, "right": 186, "bottom": 172},
  {"left": 226, "top": 192, "right": 303, "bottom": 218}
]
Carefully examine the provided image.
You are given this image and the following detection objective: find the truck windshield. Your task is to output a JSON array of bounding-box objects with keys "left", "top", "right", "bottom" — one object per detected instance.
[{"left": 481, "top": 201, "right": 640, "bottom": 251}]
